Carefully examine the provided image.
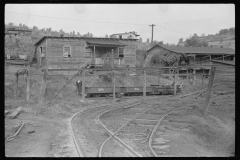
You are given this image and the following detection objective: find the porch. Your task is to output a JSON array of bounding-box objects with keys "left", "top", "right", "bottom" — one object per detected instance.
[{"left": 85, "top": 39, "right": 126, "bottom": 67}]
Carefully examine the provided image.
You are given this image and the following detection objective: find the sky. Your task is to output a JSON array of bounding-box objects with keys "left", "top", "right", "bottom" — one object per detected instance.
[{"left": 5, "top": 4, "right": 235, "bottom": 44}]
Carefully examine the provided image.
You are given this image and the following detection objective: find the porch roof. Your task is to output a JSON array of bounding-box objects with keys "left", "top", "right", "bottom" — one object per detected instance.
[{"left": 86, "top": 39, "right": 126, "bottom": 47}]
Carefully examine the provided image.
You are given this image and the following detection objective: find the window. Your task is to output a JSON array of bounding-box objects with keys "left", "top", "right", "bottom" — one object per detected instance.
[
  {"left": 63, "top": 45, "right": 72, "bottom": 58},
  {"left": 119, "top": 47, "right": 124, "bottom": 57}
]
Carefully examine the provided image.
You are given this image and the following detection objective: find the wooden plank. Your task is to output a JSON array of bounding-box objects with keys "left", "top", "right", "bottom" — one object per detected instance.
[
  {"left": 174, "top": 74, "right": 177, "bottom": 96},
  {"left": 82, "top": 70, "right": 85, "bottom": 101},
  {"left": 193, "top": 69, "right": 196, "bottom": 86},
  {"left": 203, "top": 66, "right": 216, "bottom": 115},
  {"left": 8, "top": 107, "right": 22, "bottom": 119},
  {"left": 37, "top": 72, "right": 47, "bottom": 114},
  {"left": 26, "top": 65, "right": 30, "bottom": 102},
  {"left": 15, "top": 74, "right": 19, "bottom": 99},
  {"left": 143, "top": 70, "right": 146, "bottom": 99}
]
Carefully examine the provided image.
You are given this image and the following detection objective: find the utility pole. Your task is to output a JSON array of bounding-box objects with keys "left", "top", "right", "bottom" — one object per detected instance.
[{"left": 149, "top": 24, "right": 156, "bottom": 46}]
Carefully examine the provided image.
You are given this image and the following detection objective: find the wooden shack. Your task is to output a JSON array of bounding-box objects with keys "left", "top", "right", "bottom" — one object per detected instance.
[
  {"left": 146, "top": 44, "right": 235, "bottom": 70},
  {"left": 34, "top": 36, "right": 138, "bottom": 75}
]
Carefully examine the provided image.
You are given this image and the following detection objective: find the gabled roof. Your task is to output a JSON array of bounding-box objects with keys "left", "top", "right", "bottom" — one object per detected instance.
[
  {"left": 34, "top": 36, "right": 138, "bottom": 46},
  {"left": 211, "top": 60, "right": 235, "bottom": 66},
  {"left": 86, "top": 39, "right": 126, "bottom": 46},
  {"left": 147, "top": 44, "right": 235, "bottom": 55}
]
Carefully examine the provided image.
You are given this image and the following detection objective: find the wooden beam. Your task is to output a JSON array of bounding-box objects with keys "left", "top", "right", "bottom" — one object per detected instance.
[
  {"left": 143, "top": 69, "right": 147, "bottom": 99},
  {"left": 26, "top": 65, "right": 30, "bottom": 102},
  {"left": 81, "top": 70, "right": 85, "bottom": 101},
  {"left": 37, "top": 71, "right": 47, "bottom": 114},
  {"left": 15, "top": 73, "right": 19, "bottom": 99},
  {"left": 113, "top": 72, "right": 115, "bottom": 100},
  {"left": 193, "top": 69, "right": 196, "bottom": 86},
  {"left": 174, "top": 73, "right": 177, "bottom": 96},
  {"left": 203, "top": 66, "right": 216, "bottom": 115}
]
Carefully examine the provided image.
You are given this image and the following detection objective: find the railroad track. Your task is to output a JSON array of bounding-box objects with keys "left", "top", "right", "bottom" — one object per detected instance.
[
  {"left": 97, "top": 98, "right": 205, "bottom": 157},
  {"left": 70, "top": 94, "right": 223, "bottom": 157},
  {"left": 70, "top": 99, "right": 140, "bottom": 157}
]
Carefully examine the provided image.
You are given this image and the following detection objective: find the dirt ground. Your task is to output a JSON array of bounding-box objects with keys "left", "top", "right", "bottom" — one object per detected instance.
[{"left": 5, "top": 65, "right": 235, "bottom": 157}]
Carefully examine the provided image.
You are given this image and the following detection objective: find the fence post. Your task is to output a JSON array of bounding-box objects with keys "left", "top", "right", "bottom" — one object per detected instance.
[
  {"left": 143, "top": 69, "right": 146, "bottom": 100},
  {"left": 203, "top": 66, "right": 216, "bottom": 115},
  {"left": 174, "top": 73, "right": 177, "bottom": 96},
  {"left": 15, "top": 71, "right": 19, "bottom": 100},
  {"left": 37, "top": 71, "right": 47, "bottom": 114},
  {"left": 193, "top": 68, "right": 196, "bottom": 86},
  {"left": 26, "top": 64, "right": 30, "bottom": 103},
  {"left": 113, "top": 71, "right": 115, "bottom": 101},
  {"left": 82, "top": 70, "right": 85, "bottom": 102}
]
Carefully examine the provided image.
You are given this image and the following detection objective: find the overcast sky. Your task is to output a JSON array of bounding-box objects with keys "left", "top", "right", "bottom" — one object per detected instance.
[{"left": 5, "top": 4, "right": 235, "bottom": 44}]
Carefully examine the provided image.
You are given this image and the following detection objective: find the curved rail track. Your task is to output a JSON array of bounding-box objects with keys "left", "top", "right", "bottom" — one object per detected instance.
[
  {"left": 70, "top": 93, "right": 220, "bottom": 157},
  {"left": 148, "top": 102, "right": 199, "bottom": 157},
  {"left": 70, "top": 99, "right": 140, "bottom": 157}
]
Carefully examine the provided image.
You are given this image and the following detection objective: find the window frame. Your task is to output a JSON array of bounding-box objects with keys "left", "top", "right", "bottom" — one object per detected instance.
[{"left": 63, "top": 45, "right": 72, "bottom": 58}]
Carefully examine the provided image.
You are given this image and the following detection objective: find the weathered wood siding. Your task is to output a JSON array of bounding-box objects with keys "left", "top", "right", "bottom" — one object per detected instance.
[
  {"left": 46, "top": 37, "right": 89, "bottom": 63},
  {"left": 119, "top": 40, "right": 137, "bottom": 67}
]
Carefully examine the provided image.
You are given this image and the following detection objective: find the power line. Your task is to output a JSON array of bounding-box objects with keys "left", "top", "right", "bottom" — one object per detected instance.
[
  {"left": 6, "top": 11, "right": 192, "bottom": 35},
  {"left": 5, "top": 11, "right": 149, "bottom": 26}
]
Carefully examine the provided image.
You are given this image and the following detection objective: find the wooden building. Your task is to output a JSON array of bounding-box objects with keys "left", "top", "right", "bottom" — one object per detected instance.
[
  {"left": 145, "top": 44, "right": 235, "bottom": 70},
  {"left": 34, "top": 36, "right": 138, "bottom": 74},
  {"left": 210, "top": 60, "right": 235, "bottom": 82},
  {"left": 110, "top": 31, "right": 140, "bottom": 39}
]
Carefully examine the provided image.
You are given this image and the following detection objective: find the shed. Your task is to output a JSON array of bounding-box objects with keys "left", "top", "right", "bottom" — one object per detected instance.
[{"left": 145, "top": 44, "right": 235, "bottom": 70}]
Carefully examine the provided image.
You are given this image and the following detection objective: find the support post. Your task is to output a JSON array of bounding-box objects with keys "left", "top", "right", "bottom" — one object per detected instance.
[
  {"left": 143, "top": 69, "right": 146, "bottom": 99},
  {"left": 81, "top": 70, "right": 85, "bottom": 102},
  {"left": 26, "top": 64, "right": 30, "bottom": 103},
  {"left": 203, "top": 66, "right": 216, "bottom": 115},
  {"left": 174, "top": 73, "right": 177, "bottom": 96},
  {"left": 209, "top": 55, "right": 211, "bottom": 65},
  {"left": 15, "top": 72, "right": 19, "bottom": 99},
  {"left": 37, "top": 71, "right": 47, "bottom": 114},
  {"left": 193, "top": 68, "right": 196, "bottom": 86},
  {"left": 113, "top": 72, "right": 115, "bottom": 100}
]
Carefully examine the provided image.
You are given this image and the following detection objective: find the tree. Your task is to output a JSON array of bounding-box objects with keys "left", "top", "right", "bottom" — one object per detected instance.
[
  {"left": 201, "top": 33, "right": 205, "bottom": 37},
  {"left": 185, "top": 35, "right": 208, "bottom": 47},
  {"left": 105, "top": 34, "right": 108, "bottom": 38},
  {"left": 219, "top": 29, "right": 229, "bottom": 34},
  {"left": 158, "top": 41, "right": 164, "bottom": 45},
  {"left": 146, "top": 38, "right": 150, "bottom": 43}
]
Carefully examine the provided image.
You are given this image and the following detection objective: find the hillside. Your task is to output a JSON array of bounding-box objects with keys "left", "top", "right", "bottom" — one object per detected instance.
[{"left": 197, "top": 32, "right": 235, "bottom": 50}]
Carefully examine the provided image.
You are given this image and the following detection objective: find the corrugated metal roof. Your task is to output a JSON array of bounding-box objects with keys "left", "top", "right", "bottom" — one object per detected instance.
[
  {"left": 34, "top": 36, "right": 137, "bottom": 46},
  {"left": 85, "top": 39, "right": 126, "bottom": 46},
  {"left": 147, "top": 44, "right": 235, "bottom": 55},
  {"left": 211, "top": 60, "right": 235, "bottom": 66}
]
